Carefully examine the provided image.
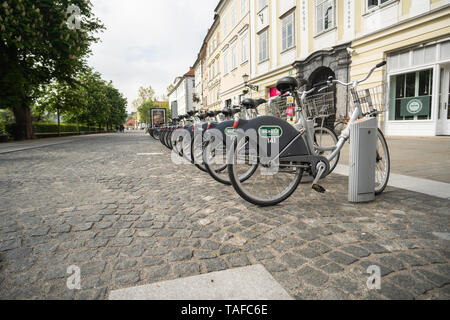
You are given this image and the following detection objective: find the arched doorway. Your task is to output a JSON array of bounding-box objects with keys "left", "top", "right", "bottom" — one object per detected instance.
[
  {"left": 293, "top": 43, "right": 351, "bottom": 132},
  {"left": 308, "top": 67, "right": 336, "bottom": 130}
]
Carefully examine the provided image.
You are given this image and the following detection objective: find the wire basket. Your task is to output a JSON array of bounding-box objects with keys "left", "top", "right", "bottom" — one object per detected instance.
[
  {"left": 266, "top": 95, "right": 289, "bottom": 119},
  {"left": 303, "top": 91, "right": 335, "bottom": 119},
  {"left": 350, "top": 84, "right": 387, "bottom": 114}
]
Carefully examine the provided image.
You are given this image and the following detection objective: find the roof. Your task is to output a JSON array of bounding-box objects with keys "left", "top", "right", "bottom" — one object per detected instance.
[
  {"left": 184, "top": 67, "right": 195, "bottom": 77},
  {"left": 168, "top": 67, "right": 195, "bottom": 96}
]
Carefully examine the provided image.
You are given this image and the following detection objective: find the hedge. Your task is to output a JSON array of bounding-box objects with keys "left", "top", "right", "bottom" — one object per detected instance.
[
  {"left": 4, "top": 122, "right": 104, "bottom": 136},
  {"left": 0, "top": 119, "right": 6, "bottom": 135}
]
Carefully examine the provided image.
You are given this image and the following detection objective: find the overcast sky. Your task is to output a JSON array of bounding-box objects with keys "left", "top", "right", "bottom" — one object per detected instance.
[{"left": 88, "top": 0, "right": 218, "bottom": 112}]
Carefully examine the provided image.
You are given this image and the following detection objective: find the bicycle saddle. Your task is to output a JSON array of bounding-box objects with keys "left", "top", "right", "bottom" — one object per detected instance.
[
  {"left": 187, "top": 110, "right": 195, "bottom": 116},
  {"left": 206, "top": 111, "right": 215, "bottom": 117},
  {"left": 231, "top": 106, "right": 241, "bottom": 115},
  {"left": 241, "top": 98, "right": 256, "bottom": 109},
  {"left": 198, "top": 113, "right": 207, "bottom": 120},
  {"left": 276, "top": 76, "right": 298, "bottom": 93},
  {"left": 221, "top": 108, "right": 232, "bottom": 117}
]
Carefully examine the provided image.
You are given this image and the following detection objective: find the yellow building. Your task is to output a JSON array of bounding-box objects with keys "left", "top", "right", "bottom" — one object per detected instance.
[
  {"left": 245, "top": 0, "right": 450, "bottom": 136},
  {"left": 350, "top": 1, "right": 450, "bottom": 136},
  {"left": 192, "top": 0, "right": 450, "bottom": 135},
  {"left": 217, "top": 0, "right": 251, "bottom": 108},
  {"left": 204, "top": 16, "right": 222, "bottom": 110}
]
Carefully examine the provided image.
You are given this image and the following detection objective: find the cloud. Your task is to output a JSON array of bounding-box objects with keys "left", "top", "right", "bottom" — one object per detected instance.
[{"left": 88, "top": 0, "right": 217, "bottom": 112}]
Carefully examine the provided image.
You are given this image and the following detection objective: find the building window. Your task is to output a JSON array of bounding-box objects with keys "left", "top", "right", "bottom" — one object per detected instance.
[
  {"left": 281, "top": 12, "right": 295, "bottom": 52},
  {"left": 241, "top": 0, "right": 248, "bottom": 18},
  {"left": 223, "top": 50, "right": 229, "bottom": 74},
  {"left": 316, "top": 0, "right": 335, "bottom": 34},
  {"left": 389, "top": 69, "right": 433, "bottom": 121},
  {"left": 231, "top": 2, "right": 236, "bottom": 27},
  {"left": 367, "top": 0, "right": 391, "bottom": 11},
  {"left": 258, "top": 29, "right": 268, "bottom": 62},
  {"left": 241, "top": 32, "right": 248, "bottom": 63},
  {"left": 258, "top": 0, "right": 268, "bottom": 12},
  {"left": 223, "top": 14, "right": 228, "bottom": 36},
  {"left": 231, "top": 43, "right": 237, "bottom": 70},
  {"left": 216, "top": 60, "right": 220, "bottom": 76}
]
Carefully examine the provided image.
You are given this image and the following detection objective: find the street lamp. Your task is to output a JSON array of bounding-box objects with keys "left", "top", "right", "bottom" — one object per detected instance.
[{"left": 242, "top": 73, "right": 258, "bottom": 92}]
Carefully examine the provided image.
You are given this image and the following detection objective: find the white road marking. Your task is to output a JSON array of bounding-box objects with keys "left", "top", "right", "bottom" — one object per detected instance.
[
  {"left": 109, "top": 264, "right": 293, "bottom": 300},
  {"left": 137, "top": 153, "right": 164, "bottom": 156}
]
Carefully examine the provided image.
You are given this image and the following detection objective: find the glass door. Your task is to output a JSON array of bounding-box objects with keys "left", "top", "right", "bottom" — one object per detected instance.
[{"left": 437, "top": 66, "right": 450, "bottom": 135}]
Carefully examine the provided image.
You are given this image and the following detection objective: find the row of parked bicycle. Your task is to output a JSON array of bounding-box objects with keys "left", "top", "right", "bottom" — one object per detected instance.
[{"left": 148, "top": 62, "right": 390, "bottom": 206}]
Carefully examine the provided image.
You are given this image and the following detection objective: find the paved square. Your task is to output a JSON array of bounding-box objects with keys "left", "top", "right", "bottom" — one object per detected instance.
[{"left": 0, "top": 132, "right": 449, "bottom": 300}]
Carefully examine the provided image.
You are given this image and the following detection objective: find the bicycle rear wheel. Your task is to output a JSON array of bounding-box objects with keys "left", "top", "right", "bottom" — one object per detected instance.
[
  {"left": 203, "top": 139, "right": 257, "bottom": 185},
  {"left": 334, "top": 121, "right": 346, "bottom": 137},
  {"left": 375, "top": 129, "right": 390, "bottom": 195},
  {"left": 191, "top": 136, "right": 207, "bottom": 173},
  {"left": 227, "top": 137, "right": 303, "bottom": 206}
]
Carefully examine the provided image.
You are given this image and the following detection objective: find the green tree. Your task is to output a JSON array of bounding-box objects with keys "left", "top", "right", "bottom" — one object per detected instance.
[
  {"left": 137, "top": 101, "right": 151, "bottom": 125},
  {"left": 35, "top": 81, "right": 74, "bottom": 136},
  {"left": 0, "top": 0, "right": 104, "bottom": 139},
  {"left": 104, "top": 82, "right": 128, "bottom": 129},
  {"left": 132, "top": 85, "right": 155, "bottom": 112},
  {"left": 36, "top": 68, "right": 127, "bottom": 133}
]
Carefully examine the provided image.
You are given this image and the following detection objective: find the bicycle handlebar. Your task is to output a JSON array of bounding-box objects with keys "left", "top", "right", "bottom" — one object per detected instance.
[{"left": 320, "top": 61, "right": 387, "bottom": 88}]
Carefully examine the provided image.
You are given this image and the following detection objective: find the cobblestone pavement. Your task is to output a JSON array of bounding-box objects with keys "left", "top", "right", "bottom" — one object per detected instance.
[{"left": 0, "top": 132, "right": 449, "bottom": 300}]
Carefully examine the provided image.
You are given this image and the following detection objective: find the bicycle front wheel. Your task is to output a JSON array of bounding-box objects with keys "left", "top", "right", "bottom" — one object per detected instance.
[
  {"left": 375, "top": 129, "right": 390, "bottom": 195},
  {"left": 191, "top": 136, "right": 207, "bottom": 173},
  {"left": 227, "top": 137, "right": 303, "bottom": 206},
  {"left": 314, "top": 126, "right": 339, "bottom": 175}
]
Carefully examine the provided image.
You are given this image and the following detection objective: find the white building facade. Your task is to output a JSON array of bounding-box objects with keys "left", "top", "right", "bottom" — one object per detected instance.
[{"left": 168, "top": 68, "right": 196, "bottom": 118}]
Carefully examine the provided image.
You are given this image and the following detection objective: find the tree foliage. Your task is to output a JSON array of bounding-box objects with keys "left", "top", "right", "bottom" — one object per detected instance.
[
  {"left": 132, "top": 85, "right": 155, "bottom": 112},
  {"left": 36, "top": 68, "right": 127, "bottom": 131},
  {"left": 137, "top": 99, "right": 171, "bottom": 125},
  {"left": 0, "top": 0, "right": 105, "bottom": 139}
]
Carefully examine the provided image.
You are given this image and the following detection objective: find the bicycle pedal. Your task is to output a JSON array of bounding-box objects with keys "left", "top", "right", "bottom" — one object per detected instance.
[{"left": 312, "top": 184, "right": 326, "bottom": 193}]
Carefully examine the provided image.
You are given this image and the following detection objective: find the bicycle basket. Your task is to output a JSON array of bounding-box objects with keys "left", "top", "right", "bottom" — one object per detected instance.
[
  {"left": 303, "top": 91, "right": 335, "bottom": 119},
  {"left": 266, "top": 95, "right": 289, "bottom": 120},
  {"left": 351, "top": 84, "right": 387, "bottom": 114}
]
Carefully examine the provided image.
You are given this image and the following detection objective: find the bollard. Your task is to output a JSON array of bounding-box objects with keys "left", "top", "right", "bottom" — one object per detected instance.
[{"left": 348, "top": 117, "right": 378, "bottom": 203}]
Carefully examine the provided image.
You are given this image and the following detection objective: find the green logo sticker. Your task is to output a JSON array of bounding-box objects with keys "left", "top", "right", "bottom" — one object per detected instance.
[
  {"left": 224, "top": 127, "right": 237, "bottom": 137},
  {"left": 406, "top": 99, "right": 423, "bottom": 115},
  {"left": 258, "top": 126, "right": 283, "bottom": 139}
]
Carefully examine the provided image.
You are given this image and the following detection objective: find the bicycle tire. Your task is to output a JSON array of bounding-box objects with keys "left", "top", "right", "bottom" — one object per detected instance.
[
  {"left": 203, "top": 140, "right": 258, "bottom": 185},
  {"left": 313, "top": 126, "right": 340, "bottom": 175},
  {"left": 375, "top": 129, "right": 390, "bottom": 195},
  {"left": 227, "top": 137, "right": 303, "bottom": 206},
  {"left": 190, "top": 136, "right": 207, "bottom": 173}
]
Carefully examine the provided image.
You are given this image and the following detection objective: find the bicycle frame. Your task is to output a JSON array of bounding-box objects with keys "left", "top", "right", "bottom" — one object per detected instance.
[{"left": 289, "top": 62, "right": 385, "bottom": 166}]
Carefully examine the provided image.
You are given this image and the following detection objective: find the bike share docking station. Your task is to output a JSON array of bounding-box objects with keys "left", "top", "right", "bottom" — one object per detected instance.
[{"left": 348, "top": 117, "right": 378, "bottom": 203}]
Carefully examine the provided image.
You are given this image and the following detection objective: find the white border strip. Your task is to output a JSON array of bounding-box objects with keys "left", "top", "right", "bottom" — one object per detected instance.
[{"left": 333, "top": 164, "right": 450, "bottom": 200}]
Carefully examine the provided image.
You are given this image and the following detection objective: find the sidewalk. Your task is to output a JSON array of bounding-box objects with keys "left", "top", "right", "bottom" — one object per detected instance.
[
  {"left": 0, "top": 133, "right": 119, "bottom": 155},
  {"left": 339, "top": 136, "right": 450, "bottom": 184}
]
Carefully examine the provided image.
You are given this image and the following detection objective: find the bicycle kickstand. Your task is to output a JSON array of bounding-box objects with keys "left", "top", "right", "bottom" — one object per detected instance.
[{"left": 311, "top": 162, "right": 327, "bottom": 194}]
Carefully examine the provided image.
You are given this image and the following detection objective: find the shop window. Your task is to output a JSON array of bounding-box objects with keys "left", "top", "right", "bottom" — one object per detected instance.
[{"left": 389, "top": 69, "right": 433, "bottom": 121}]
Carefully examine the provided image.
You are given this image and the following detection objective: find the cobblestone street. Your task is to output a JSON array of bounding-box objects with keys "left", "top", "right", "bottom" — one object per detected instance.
[{"left": 0, "top": 132, "right": 449, "bottom": 300}]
